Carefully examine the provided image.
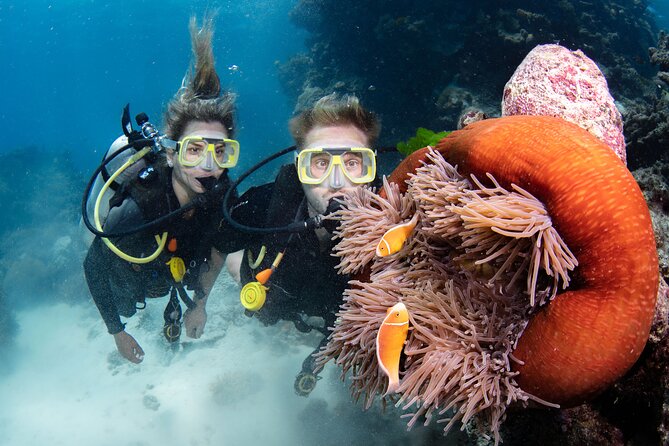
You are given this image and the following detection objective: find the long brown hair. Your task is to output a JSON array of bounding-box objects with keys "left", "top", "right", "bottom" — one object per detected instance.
[{"left": 164, "top": 16, "right": 236, "bottom": 140}]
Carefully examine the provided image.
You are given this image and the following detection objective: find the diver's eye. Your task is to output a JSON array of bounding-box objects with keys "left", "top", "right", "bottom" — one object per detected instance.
[
  {"left": 312, "top": 157, "right": 330, "bottom": 171},
  {"left": 186, "top": 142, "right": 206, "bottom": 155}
]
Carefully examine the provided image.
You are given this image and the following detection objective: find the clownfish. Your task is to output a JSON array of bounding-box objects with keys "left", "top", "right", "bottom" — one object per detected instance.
[
  {"left": 376, "top": 302, "right": 410, "bottom": 395},
  {"left": 375, "top": 213, "right": 419, "bottom": 257}
]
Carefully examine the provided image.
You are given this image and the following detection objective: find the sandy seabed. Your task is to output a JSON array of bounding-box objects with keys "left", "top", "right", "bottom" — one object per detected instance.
[{"left": 0, "top": 275, "right": 440, "bottom": 446}]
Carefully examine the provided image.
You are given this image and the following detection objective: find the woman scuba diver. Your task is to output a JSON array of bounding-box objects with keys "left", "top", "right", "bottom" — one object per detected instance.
[{"left": 83, "top": 16, "right": 246, "bottom": 364}]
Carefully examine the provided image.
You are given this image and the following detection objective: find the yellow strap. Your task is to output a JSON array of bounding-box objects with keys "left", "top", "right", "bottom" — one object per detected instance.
[{"left": 93, "top": 147, "right": 168, "bottom": 264}]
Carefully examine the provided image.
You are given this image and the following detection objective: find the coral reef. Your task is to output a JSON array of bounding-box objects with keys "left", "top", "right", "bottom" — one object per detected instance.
[
  {"left": 649, "top": 30, "right": 669, "bottom": 71},
  {"left": 457, "top": 109, "right": 488, "bottom": 130},
  {"left": 468, "top": 279, "right": 669, "bottom": 446},
  {"left": 484, "top": 278, "right": 667, "bottom": 445},
  {"left": 0, "top": 150, "right": 84, "bottom": 236},
  {"left": 0, "top": 149, "right": 88, "bottom": 308},
  {"left": 280, "top": 0, "right": 658, "bottom": 154},
  {"left": 623, "top": 94, "right": 669, "bottom": 169},
  {"left": 623, "top": 30, "right": 669, "bottom": 170},
  {"left": 501, "top": 44, "right": 626, "bottom": 163},
  {"left": 319, "top": 116, "right": 659, "bottom": 444},
  {"left": 634, "top": 161, "right": 669, "bottom": 280},
  {"left": 495, "top": 404, "right": 625, "bottom": 446}
]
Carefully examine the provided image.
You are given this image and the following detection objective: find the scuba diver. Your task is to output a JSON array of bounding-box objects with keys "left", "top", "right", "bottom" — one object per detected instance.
[
  {"left": 83, "top": 17, "right": 247, "bottom": 364},
  {"left": 230, "top": 94, "right": 381, "bottom": 396}
]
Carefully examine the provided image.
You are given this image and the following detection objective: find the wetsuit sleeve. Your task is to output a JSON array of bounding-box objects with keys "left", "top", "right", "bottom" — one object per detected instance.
[
  {"left": 83, "top": 199, "right": 145, "bottom": 334},
  {"left": 84, "top": 237, "right": 126, "bottom": 334}
]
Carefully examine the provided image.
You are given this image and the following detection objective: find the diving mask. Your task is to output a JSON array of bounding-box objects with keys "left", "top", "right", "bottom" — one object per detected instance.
[
  {"left": 177, "top": 135, "right": 240, "bottom": 169},
  {"left": 295, "top": 147, "right": 376, "bottom": 185}
]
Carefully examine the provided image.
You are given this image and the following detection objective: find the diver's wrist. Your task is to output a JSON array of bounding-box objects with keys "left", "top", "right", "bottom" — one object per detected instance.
[
  {"left": 109, "top": 322, "right": 126, "bottom": 335},
  {"left": 194, "top": 290, "right": 207, "bottom": 304}
]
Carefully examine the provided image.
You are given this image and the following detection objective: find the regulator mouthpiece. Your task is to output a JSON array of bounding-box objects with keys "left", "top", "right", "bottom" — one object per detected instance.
[
  {"left": 319, "top": 197, "right": 344, "bottom": 233},
  {"left": 197, "top": 176, "right": 217, "bottom": 191}
]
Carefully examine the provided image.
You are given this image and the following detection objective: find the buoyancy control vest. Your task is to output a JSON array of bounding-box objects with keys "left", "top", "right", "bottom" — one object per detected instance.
[
  {"left": 238, "top": 164, "right": 348, "bottom": 329},
  {"left": 238, "top": 164, "right": 306, "bottom": 273},
  {"left": 108, "top": 160, "right": 232, "bottom": 291}
]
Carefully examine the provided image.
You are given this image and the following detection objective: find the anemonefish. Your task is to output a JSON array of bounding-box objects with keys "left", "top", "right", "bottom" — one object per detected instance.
[
  {"left": 375, "top": 213, "right": 419, "bottom": 257},
  {"left": 376, "top": 302, "right": 410, "bottom": 395}
]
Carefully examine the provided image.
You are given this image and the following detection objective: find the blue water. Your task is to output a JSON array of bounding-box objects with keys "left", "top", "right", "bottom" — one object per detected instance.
[
  {"left": 650, "top": 0, "right": 669, "bottom": 28},
  {"left": 1, "top": 0, "right": 667, "bottom": 184},
  {"left": 0, "top": 0, "right": 305, "bottom": 174}
]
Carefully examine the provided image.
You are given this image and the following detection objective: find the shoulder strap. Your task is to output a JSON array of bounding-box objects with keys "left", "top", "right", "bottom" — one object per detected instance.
[
  {"left": 126, "top": 161, "right": 175, "bottom": 225},
  {"left": 263, "top": 164, "right": 306, "bottom": 248}
]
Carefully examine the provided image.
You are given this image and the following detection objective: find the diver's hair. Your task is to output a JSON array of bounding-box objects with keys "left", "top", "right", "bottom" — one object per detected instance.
[
  {"left": 289, "top": 94, "right": 380, "bottom": 149},
  {"left": 164, "top": 16, "right": 236, "bottom": 140}
]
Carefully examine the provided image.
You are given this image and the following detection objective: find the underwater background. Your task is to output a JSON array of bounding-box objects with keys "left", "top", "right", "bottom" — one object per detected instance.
[{"left": 0, "top": 1, "right": 668, "bottom": 445}]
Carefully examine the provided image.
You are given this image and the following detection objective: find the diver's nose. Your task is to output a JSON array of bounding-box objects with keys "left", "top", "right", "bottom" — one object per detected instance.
[
  {"left": 329, "top": 165, "right": 344, "bottom": 189},
  {"left": 201, "top": 152, "right": 215, "bottom": 171}
]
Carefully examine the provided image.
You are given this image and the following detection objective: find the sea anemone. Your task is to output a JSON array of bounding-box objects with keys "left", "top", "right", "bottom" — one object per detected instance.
[
  {"left": 318, "top": 116, "right": 658, "bottom": 444},
  {"left": 320, "top": 147, "right": 573, "bottom": 443}
]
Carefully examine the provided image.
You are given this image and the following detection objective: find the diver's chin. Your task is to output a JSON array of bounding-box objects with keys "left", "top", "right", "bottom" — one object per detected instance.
[{"left": 189, "top": 181, "right": 206, "bottom": 195}]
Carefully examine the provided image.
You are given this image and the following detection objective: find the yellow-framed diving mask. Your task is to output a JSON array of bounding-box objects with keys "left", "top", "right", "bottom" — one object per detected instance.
[
  {"left": 176, "top": 135, "right": 240, "bottom": 169},
  {"left": 295, "top": 147, "right": 376, "bottom": 185}
]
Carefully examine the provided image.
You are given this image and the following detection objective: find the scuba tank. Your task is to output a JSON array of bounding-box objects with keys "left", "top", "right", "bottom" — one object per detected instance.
[
  {"left": 82, "top": 134, "right": 147, "bottom": 247},
  {"left": 81, "top": 104, "right": 162, "bottom": 246},
  {"left": 81, "top": 104, "right": 185, "bottom": 262}
]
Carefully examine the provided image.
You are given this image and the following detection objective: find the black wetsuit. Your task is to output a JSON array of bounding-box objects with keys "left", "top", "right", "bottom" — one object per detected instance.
[
  {"left": 233, "top": 165, "right": 350, "bottom": 372},
  {"left": 83, "top": 162, "right": 245, "bottom": 335}
]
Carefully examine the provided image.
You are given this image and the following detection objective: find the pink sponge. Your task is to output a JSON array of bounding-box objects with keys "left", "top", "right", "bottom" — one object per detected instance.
[{"left": 502, "top": 44, "right": 626, "bottom": 164}]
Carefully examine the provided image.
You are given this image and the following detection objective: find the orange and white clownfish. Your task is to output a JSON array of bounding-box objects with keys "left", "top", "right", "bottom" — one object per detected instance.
[
  {"left": 375, "top": 213, "right": 419, "bottom": 257},
  {"left": 376, "top": 302, "right": 410, "bottom": 395}
]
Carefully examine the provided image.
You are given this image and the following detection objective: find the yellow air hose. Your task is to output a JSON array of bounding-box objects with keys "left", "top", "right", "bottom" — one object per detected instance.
[
  {"left": 247, "top": 245, "right": 267, "bottom": 269},
  {"left": 94, "top": 147, "right": 168, "bottom": 263}
]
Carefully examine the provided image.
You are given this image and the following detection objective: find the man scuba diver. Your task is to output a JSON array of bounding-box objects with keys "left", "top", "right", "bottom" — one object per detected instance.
[
  {"left": 230, "top": 94, "right": 380, "bottom": 395},
  {"left": 83, "top": 17, "right": 246, "bottom": 364}
]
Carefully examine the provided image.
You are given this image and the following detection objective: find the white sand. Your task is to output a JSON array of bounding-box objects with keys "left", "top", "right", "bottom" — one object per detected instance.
[{"left": 0, "top": 276, "right": 437, "bottom": 446}]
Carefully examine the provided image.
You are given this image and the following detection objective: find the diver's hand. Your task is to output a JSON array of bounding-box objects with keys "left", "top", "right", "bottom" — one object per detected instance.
[
  {"left": 113, "top": 330, "right": 145, "bottom": 363},
  {"left": 184, "top": 301, "right": 207, "bottom": 339}
]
